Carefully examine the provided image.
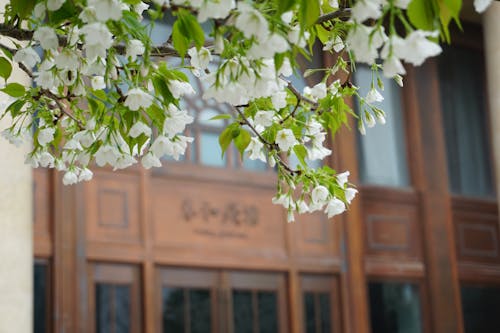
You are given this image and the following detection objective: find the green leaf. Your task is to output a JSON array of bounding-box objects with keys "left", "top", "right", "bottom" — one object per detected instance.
[
  {"left": 172, "top": 20, "right": 189, "bottom": 59},
  {"left": 234, "top": 129, "right": 251, "bottom": 158},
  {"left": 219, "top": 126, "right": 234, "bottom": 158},
  {"left": 408, "top": 0, "right": 436, "bottom": 31},
  {"left": 293, "top": 145, "right": 308, "bottom": 168},
  {"left": 11, "top": 0, "right": 36, "bottom": 19},
  {"left": 5, "top": 99, "right": 25, "bottom": 118},
  {"left": 300, "top": 0, "right": 320, "bottom": 27},
  {"left": 209, "top": 114, "right": 232, "bottom": 121},
  {"left": 0, "top": 57, "right": 12, "bottom": 80},
  {"left": 276, "top": 0, "right": 296, "bottom": 14},
  {"left": 184, "top": 14, "right": 205, "bottom": 48},
  {"left": 437, "top": 0, "right": 462, "bottom": 42},
  {"left": 1, "top": 83, "right": 25, "bottom": 97}
]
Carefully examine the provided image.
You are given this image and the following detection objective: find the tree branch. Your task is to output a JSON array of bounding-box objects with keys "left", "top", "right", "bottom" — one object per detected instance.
[
  {"left": 316, "top": 8, "right": 351, "bottom": 25},
  {"left": 278, "top": 74, "right": 319, "bottom": 109}
]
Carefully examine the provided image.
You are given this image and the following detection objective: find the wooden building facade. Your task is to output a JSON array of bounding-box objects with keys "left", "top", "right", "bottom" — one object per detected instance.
[{"left": 32, "top": 25, "right": 500, "bottom": 333}]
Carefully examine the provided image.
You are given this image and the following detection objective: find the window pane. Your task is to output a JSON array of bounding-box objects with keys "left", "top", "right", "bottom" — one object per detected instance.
[
  {"left": 96, "top": 284, "right": 112, "bottom": 333},
  {"left": 189, "top": 289, "right": 211, "bottom": 333},
  {"left": 368, "top": 282, "right": 422, "bottom": 333},
  {"left": 303, "top": 292, "right": 316, "bottom": 333},
  {"left": 200, "top": 132, "right": 226, "bottom": 167},
  {"left": 356, "top": 66, "right": 409, "bottom": 187},
  {"left": 461, "top": 285, "right": 500, "bottom": 332},
  {"left": 232, "top": 290, "right": 253, "bottom": 333},
  {"left": 34, "top": 262, "right": 48, "bottom": 333},
  {"left": 258, "top": 291, "right": 278, "bottom": 333},
  {"left": 162, "top": 287, "right": 185, "bottom": 333},
  {"left": 438, "top": 46, "right": 494, "bottom": 197},
  {"left": 96, "top": 284, "right": 131, "bottom": 333},
  {"left": 242, "top": 156, "right": 268, "bottom": 172},
  {"left": 319, "top": 293, "right": 332, "bottom": 333},
  {"left": 115, "top": 286, "right": 131, "bottom": 333}
]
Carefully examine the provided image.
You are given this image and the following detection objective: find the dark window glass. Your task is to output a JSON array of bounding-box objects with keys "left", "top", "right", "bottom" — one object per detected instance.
[
  {"left": 368, "top": 282, "right": 422, "bottom": 333},
  {"left": 233, "top": 290, "right": 253, "bottom": 333},
  {"left": 189, "top": 289, "right": 211, "bottom": 333},
  {"left": 96, "top": 284, "right": 131, "bottom": 333},
  {"left": 258, "top": 292, "right": 278, "bottom": 333},
  {"left": 162, "top": 287, "right": 212, "bottom": 333},
  {"left": 163, "top": 288, "right": 185, "bottom": 333},
  {"left": 304, "top": 292, "right": 316, "bottom": 333},
  {"left": 232, "top": 290, "right": 279, "bottom": 333},
  {"left": 319, "top": 293, "right": 332, "bottom": 333},
  {"left": 355, "top": 66, "right": 409, "bottom": 187},
  {"left": 461, "top": 285, "right": 500, "bottom": 332},
  {"left": 34, "top": 262, "right": 48, "bottom": 333},
  {"left": 438, "top": 46, "right": 494, "bottom": 197},
  {"left": 303, "top": 292, "right": 332, "bottom": 333}
]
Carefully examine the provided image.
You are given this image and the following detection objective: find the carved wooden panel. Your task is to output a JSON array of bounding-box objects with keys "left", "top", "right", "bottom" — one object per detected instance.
[
  {"left": 362, "top": 188, "right": 422, "bottom": 260},
  {"left": 33, "top": 168, "right": 53, "bottom": 256},
  {"left": 453, "top": 198, "right": 500, "bottom": 264},
  {"left": 294, "top": 212, "right": 341, "bottom": 259},
  {"left": 151, "top": 176, "right": 287, "bottom": 260},
  {"left": 85, "top": 171, "right": 141, "bottom": 245}
]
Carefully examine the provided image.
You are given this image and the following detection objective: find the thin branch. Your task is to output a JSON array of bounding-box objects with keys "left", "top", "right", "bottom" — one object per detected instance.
[
  {"left": 233, "top": 105, "right": 272, "bottom": 147},
  {"left": 278, "top": 74, "right": 319, "bottom": 109},
  {"left": 280, "top": 99, "right": 300, "bottom": 124},
  {"left": 41, "top": 89, "right": 84, "bottom": 129},
  {"left": 316, "top": 8, "right": 351, "bottom": 25}
]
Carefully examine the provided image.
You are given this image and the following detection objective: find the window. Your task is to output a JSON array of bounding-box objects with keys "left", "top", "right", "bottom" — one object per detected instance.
[
  {"left": 301, "top": 275, "right": 340, "bottom": 333},
  {"left": 90, "top": 264, "right": 142, "bottom": 333},
  {"left": 157, "top": 268, "right": 288, "bottom": 333},
  {"left": 355, "top": 66, "right": 410, "bottom": 187},
  {"left": 368, "top": 281, "right": 423, "bottom": 333},
  {"left": 461, "top": 285, "right": 500, "bottom": 332},
  {"left": 438, "top": 45, "right": 494, "bottom": 197},
  {"left": 34, "top": 260, "right": 50, "bottom": 333}
]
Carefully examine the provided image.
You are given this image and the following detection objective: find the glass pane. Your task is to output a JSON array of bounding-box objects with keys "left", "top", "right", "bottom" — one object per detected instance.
[
  {"left": 200, "top": 132, "right": 226, "bottom": 167},
  {"left": 163, "top": 287, "right": 186, "bottom": 333},
  {"left": 319, "top": 293, "right": 332, "bottom": 333},
  {"left": 232, "top": 290, "right": 253, "bottom": 333},
  {"left": 34, "top": 263, "right": 47, "bottom": 333},
  {"left": 96, "top": 284, "right": 112, "bottom": 333},
  {"left": 242, "top": 156, "right": 268, "bottom": 172},
  {"left": 258, "top": 291, "right": 278, "bottom": 333},
  {"left": 368, "top": 282, "right": 422, "bottom": 333},
  {"left": 356, "top": 66, "right": 409, "bottom": 187},
  {"left": 438, "top": 46, "right": 494, "bottom": 197},
  {"left": 303, "top": 292, "right": 316, "bottom": 333},
  {"left": 114, "top": 285, "right": 131, "bottom": 333},
  {"left": 461, "top": 285, "right": 500, "bottom": 332},
  {"left": 189, "top": 289, "right": 211, "bottom": 333}
]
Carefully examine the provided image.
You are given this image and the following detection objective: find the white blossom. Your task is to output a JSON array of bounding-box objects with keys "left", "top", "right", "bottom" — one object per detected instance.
[
  {"left": 366, "top": 87, "right": 384, "bottom": 103},
  {"left": 79, "top": 168, "right": 94, "bottom": 182},
  {"left": 47, "top": 0, "right": 65, "bottom": 11},
  {"left": 304, "top": 82, "right": 327, "bottom": 101},
  {"left": 33, "top": 27, "right": 58, "bottom": 50},
  {"left": 127, "top": 39, "right": 145, "bottom": 60},
  {"left": 337, "top": 171, "right": 350, "bottom": 187},
  {"left": 88, "top": 0, "right": 123, "bottom": 21},
  {"left": 129, "top": 122, "right": 152, "bottom": 138},
  {"left": 33, "top": 3, "right": 46, "bottom": 20},
  {"left": 275, "top": 129, "right": 297, "bottom": 151},
  {"left": 188, "top": 47, "right": 212, "bottom": 76},
  {"left": 13, "top": 47, "right": 41, "bottom": 68},
  {"left": 142, "top": 152, "right": 162, "bottom": 169},
  {"left": 63, "top": 170, "right": 78, "bottom": 185},
  {"left": 235, "top": 2, "right": 269, "bottom": 41},
  {"left": 325, "top": 197, "right": 346, "bottom": 218},
  {"left": 475, "top": 0, "right": 493, "bottom": 13},
  {"left": 91, "top": 76, "right": 106, "bottom": 90},
  {"left": 38, "top": 128, "right": 55, "bottom": 146},
  {"left": 399, "top": 31, "right": 442, "bottom": 66},
  {"left": 271, "top": 91, "right": 287, "bottom": 109},
  {"left": 163, "top": 106, "right": 194, "bottom": 138},
  {"left": 312, "top": 185, "right": 329, "bottom": 204},
  {"left": 345, "top": 188, "right": 358, "bottom": 204},
  {"left": 395, "top": 0, "right": 412, "bottom": 9},
  {"left": 124, "top": 88, "right": 154, "bottom": 111},
  {"left": 134, "top": 2, "right": 149, "bottom": 16},
  {"left": 55, "top": 49, "right": 80, "bottom": 70},
  {"left": 246, "top": 137, "right": 266, "bottom": 162},
  {"left": 168, "top": 80, "right": 195, "bottom": 99},
  {"left": 197, "top": 0, "right": 235, "bottom": 22},
  {"left": 95, "top": 145, "right": 119, "bottom": 167},
  {"left": 352, "top": 0, "right": 384, "bottom": 22},
  {"left": 254, "top": 111, "right": 274, "bottom": 128}
]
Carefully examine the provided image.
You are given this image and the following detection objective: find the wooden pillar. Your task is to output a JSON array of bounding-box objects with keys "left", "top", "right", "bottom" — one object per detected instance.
[
  {"left": 407, "top": 63, "right": 464, "bottom": 333},
  {"left": 484, "top": 3, "right": 500, "bottom": 212}
]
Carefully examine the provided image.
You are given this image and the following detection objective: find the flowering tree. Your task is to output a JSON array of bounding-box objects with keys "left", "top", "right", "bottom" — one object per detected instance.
[{"left": 0, "top": 0, "right": 492, "bottom": 221}]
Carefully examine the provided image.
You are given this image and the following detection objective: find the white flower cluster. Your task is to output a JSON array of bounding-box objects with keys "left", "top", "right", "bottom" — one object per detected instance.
[{"left": 1, "top": 0, "right": 463, "bottom": 221}]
